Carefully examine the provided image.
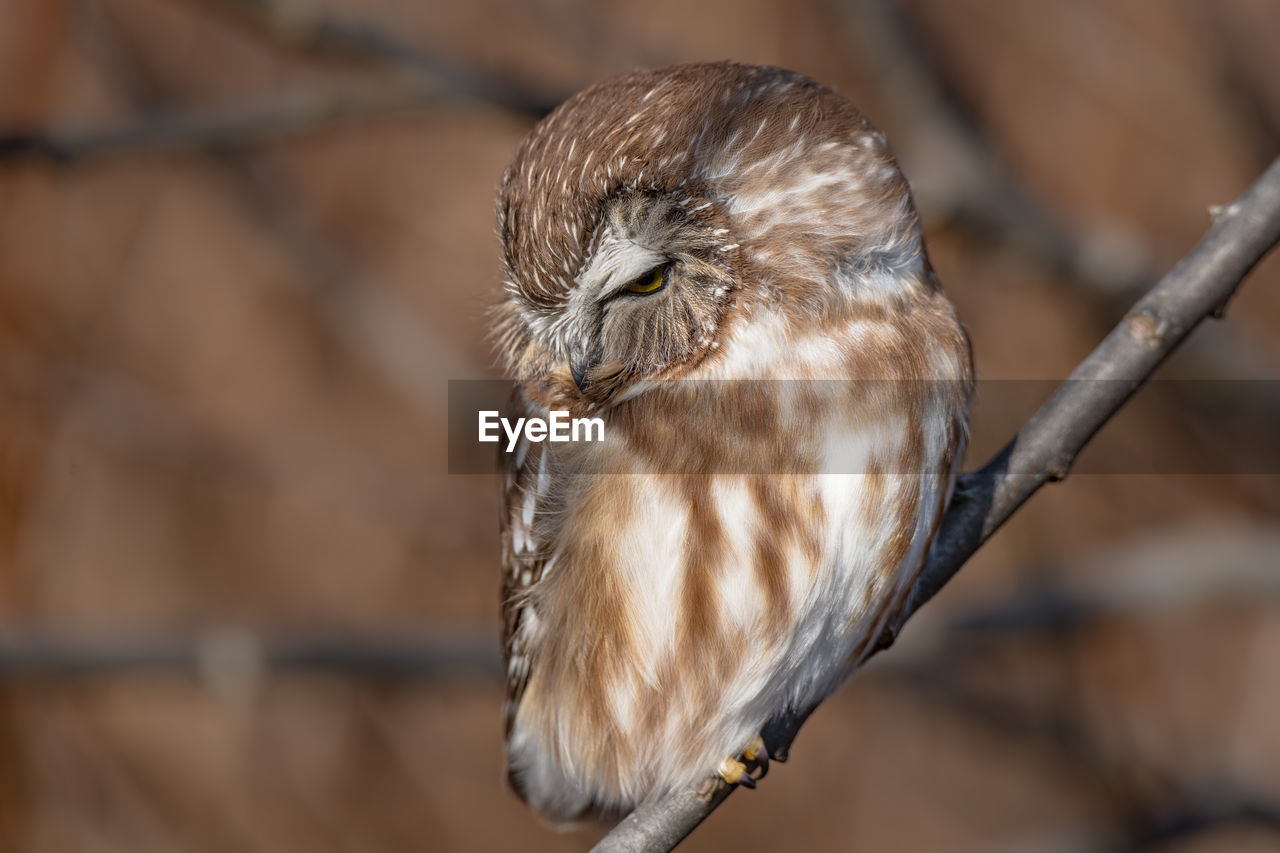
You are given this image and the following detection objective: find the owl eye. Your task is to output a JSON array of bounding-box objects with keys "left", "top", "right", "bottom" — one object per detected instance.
[{"left": 623, "top": 266, "right": 666, "bottom": 295}]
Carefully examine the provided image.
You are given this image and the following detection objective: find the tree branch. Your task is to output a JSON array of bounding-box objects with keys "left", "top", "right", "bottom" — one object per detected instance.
[
  {"left": 591, "top": 155, "right": 1280, "bottom": 853},
  {"left": 834, "top": 0, "right": 1280, "bottom": 483}
]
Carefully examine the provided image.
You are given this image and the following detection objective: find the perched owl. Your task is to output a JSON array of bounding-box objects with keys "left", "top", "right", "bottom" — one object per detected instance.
[{"left": 492, "top": 61, "right": 972, "bottom": 822}]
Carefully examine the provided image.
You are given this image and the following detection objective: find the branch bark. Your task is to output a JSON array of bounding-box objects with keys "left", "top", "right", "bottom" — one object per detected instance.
[{"left": 591, "top": 156, "right": 1280, "bottom": 853}]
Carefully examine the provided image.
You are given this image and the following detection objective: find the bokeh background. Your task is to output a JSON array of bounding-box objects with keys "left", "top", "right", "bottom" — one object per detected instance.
[{"left": 2, "top": 1, "right": 1280, "bottom": 850}]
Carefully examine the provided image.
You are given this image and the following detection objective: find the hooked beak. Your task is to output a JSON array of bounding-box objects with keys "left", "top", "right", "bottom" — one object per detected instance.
[{"left": 570, "top": 356, "right": 592, "bottom": 392}]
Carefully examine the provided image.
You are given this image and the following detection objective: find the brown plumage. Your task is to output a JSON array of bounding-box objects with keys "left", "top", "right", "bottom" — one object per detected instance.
[{"left": 494, "top": 61, "right": 972, "bottom": 822}]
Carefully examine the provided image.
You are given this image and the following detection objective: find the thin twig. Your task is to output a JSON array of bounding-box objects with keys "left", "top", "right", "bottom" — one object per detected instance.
[
  {"left": 590, "top": 157, "right": 1280, "bottom": 853},
  {"left": 0, "top": 629, "right": 500, "bottom": 680},
  {"left": 0, "top": 81, "right": 427, "bottom": 164},
  {"left": 836, "top": 0, "right": 1152, "bottom": 297},
  {"left": 2, "top": 0, "right": 562, "bottom": 164},
  {"left": 69, "top": 0, "right": 486, "bottom": 414},
  {"left": 175, "top": 0, "right": 559, "bottom": 115}
]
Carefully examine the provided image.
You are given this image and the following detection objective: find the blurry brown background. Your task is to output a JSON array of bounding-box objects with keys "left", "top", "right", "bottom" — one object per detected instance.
[{"left": 2, "top": 1, "right": 1279, "bottom": 851}]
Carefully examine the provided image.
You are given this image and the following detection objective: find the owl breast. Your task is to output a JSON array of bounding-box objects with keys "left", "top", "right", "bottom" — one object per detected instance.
[{"left": 503, "top": 287, "right": 970, "bottom": 821}]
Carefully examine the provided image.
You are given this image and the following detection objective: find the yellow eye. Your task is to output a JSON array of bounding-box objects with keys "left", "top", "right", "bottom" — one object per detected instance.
[{"left": 624, "top": 266, "right": 666, "bottom": 294}]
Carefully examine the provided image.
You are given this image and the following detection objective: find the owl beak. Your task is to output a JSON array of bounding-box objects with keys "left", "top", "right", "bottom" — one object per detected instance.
[{"left": 570, "top": 357, "right": 591, "bottom": 392}]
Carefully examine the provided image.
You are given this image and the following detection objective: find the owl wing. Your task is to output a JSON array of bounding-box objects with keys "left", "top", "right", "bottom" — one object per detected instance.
[{"left": 499, "top": 400, "right": 550, "bottom": 737}]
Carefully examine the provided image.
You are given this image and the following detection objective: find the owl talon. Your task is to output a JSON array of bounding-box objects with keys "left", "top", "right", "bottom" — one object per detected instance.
[
  {"left": 717, "top": 758, "right": 749, "bottom": 788},
  {"left": 743, "top": 735, "right": 769, "bottom": 778},
  {"left": 714, "top": 733, "right": 770, "bottom": 792}
]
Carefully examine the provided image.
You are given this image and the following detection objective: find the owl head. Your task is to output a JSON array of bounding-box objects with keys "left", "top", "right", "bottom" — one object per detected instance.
[{"left": 493, "top": 61, "right": 926, "bottom": 407}]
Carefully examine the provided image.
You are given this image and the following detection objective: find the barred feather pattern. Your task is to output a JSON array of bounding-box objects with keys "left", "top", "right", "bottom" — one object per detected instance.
[{"left": 494, "top": 62, "right": 973, "bottom": 822}]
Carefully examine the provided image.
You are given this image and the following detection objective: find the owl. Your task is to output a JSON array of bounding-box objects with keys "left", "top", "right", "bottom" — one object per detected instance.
[{"left": 492, "top": 62, "right": 972, "bottom": 822}]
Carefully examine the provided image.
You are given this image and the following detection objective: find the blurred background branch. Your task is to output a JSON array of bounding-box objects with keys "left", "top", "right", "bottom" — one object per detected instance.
[
  {"left": 836, "top": 0, "right": 1154, "bottom": 298},
  {"left": 0, "top": 81, "right": 427, "bottom": 163},
  {"left": 2, "top": 520, "right": 1277, "bottom": 680},
  {"left": 177, "top": 0, "right": 562, "bottom": 114},
  {"left": 0, "top": 628, "right": 499, "bottom": 681}
]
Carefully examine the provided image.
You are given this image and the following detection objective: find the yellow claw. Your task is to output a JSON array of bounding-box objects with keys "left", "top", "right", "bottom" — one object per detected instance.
[
  {"left": 717, "top": 758, "right": 749, "bottom": 786},
  {"left": 714, "top": 734, "right": 768, "bottom": 790}
]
